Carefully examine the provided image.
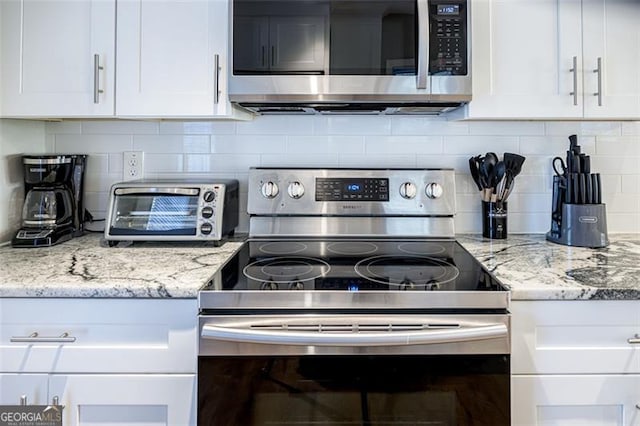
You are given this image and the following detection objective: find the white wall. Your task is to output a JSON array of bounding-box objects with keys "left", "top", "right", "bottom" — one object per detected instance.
[
  {"left": 0, "top": 119, "right": 45, "bottom": 243},
  {"left": 44, "top": 116, "right": 640, "bottom": 235}
]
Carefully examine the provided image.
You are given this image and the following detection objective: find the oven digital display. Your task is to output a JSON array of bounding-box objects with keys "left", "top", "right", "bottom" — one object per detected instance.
[
  {"left": 316, "top": 178, "right": 389, "bottom": 201},
  {"left": 437, "top": 4, "right": 460, "bottom": 15}
]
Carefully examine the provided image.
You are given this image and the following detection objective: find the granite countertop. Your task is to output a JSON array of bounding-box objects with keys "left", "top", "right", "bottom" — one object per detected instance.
[
  {"left": 1, "top": 232, "right": 639, "bottom": 300},
  {"left": 458, "top": 234, "right": 640, "bottom": 301},
  {"left": 0, "top": 233, "right": 243, "bottom": 298}
]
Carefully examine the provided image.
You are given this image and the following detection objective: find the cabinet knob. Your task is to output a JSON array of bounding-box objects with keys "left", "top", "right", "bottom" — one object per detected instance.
[{"left": 628, "top": 334, "right": 640, "bottom": 344}]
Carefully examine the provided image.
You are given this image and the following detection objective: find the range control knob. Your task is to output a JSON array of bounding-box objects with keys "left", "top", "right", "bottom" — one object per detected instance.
[
  {"left": 203, "top": 191, "right": 216, "bottom": 202},
  {"left": 261, "top": 181, "right": 279, "bottom": 199},
  {"left": 287, "top": 181, "right": 305, "bottom": 199},
  {"left": 260, "top": 281, "right": 279, "bottom": 291},
  {"left": 425, "top": 182, "right": 444, "bottom": 199},
  {"left": 200, "top": 222, "right": 213, "bottom": 235},
  {"left": 399, "top": 182, "right": 417, "bottom": 199},
  {"left": 288, "top": 281, "right": 305, "bottom": 290},
  {"left": 201, "top": 206, "right": 214, "bottom": 219}
]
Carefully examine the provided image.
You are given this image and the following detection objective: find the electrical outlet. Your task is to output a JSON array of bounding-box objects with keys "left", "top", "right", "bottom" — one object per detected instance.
[{"left": 123, "top": 151, "right": 144, "bottom": 181}]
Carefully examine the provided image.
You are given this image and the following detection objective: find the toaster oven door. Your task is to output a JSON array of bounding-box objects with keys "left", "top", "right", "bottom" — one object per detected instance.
[{"left": 107, "top": 188, "right": 200, "bottom": 237}]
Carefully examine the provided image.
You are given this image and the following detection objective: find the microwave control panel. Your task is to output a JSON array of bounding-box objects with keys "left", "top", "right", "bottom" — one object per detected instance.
[{"left": 429, "top": 0, "right": 468, "bottom": 76}]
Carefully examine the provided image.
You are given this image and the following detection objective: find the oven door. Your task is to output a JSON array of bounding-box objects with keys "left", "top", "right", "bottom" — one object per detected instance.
[{"left": 198, "top": 314, "right": 510, "bottom": 426}]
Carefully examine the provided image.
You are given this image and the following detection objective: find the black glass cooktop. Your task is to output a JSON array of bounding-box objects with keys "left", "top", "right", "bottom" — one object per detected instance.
[{"left": 204, "top": 239, "right": 505, "bottom": 293}]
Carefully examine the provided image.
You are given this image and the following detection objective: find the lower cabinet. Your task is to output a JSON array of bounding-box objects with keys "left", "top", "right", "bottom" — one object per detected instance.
[
  {"left": 513, "top": 375, "right": 640, "bottom": 426},
  {"left": 511, "top": 300, "right": 640, "bottom": 426},
  {"left": 0, "top": 298, "right": 198, "bottom": 425}
]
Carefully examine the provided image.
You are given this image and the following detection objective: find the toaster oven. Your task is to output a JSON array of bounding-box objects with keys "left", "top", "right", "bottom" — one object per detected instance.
[{"left": 105, "top": 179, "right": 239, "bottom": 243}]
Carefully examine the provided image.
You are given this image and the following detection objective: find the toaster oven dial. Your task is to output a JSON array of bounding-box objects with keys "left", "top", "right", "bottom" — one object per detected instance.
[
  {"left": 287, "top": 181, "right": 305, "bottom": 199},
  {"left": 203, "top": 190, "right": 216, "bottom": 202},
  {"left": 201, "top": 206, "right": 214, "bottom": 219},
  {"left": 200, "top": 222, "right": 213, "bottom": 235},
  {"left": 425, "top": 182, "right": 444, "bottom": 199},
  {"left": 261, "top": 181, "right": 279, "bottom": 199},
  {"left": 399, "top": 182, "right": 417, "bottom": 199}
]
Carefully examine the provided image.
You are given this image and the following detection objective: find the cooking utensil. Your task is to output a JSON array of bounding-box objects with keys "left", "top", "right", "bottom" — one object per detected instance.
[
  {"left": 479, "top": 157, "right": 495, "bottom": 201},
  {"left": 468, "top": 156, "right": 483, "bottom": 192},
  {"left": 501, "top": 153, "right": 526, "bottom": 201},
  {"left": 491, "top": 161, "right": 506, "bottom": 202}
]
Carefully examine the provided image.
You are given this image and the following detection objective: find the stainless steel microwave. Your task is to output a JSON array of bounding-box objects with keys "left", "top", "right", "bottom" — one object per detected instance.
[
  {"left": 105, "top": 179, "right": 239, "bottom": 243},
  {"left": 229, "top": 0, "right": 470, "bottom": 114}
]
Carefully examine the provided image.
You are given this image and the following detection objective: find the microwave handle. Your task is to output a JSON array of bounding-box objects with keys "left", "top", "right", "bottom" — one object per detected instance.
[
  {"left": 114, "top": 187, "right": 199, "bottom": 196},
  {"left": 201, "top": 323, "right": 507, "bottom": 347},
  {"left": 416, "top": 0, "right": 429, "bottom": 89}
]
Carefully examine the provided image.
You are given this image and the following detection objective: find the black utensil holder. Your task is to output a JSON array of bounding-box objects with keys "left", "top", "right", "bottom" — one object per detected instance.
[{"left": 482, "top": 201, "right": 507, "bottom": 239}]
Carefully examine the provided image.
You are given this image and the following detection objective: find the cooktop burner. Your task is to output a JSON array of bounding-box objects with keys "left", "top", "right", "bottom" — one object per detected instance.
[{"left": 203, "top": 239, "right": 505, "bottom": 295}]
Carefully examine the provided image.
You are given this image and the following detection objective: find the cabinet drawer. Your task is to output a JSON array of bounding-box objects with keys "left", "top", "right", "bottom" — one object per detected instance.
[
  {"left": 0, "top": 298, "right": 197, "bottom": 374},
  {"left": 512, "top": 301, "right": 640, "bottom": 374}
]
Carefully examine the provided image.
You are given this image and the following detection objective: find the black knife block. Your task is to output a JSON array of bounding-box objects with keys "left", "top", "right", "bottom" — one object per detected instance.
[{"left": 546, "top": 203, "right": 609, "bottom": 248}]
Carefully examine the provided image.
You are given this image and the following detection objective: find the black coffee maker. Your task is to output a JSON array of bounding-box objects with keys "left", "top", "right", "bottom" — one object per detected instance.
[{"left": 12, "top": 154, "right": 88, "bottom": 248}]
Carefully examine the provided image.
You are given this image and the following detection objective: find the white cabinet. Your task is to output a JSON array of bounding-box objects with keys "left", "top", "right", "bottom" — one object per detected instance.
[
  {"left": 116, "top": 0, "right": 238, "bottom": 118},
  {"left": 0, "top": 0, "right": 116, "bottom": 117},
  {"left": 233, "top": 15, "right": 326, "bottom": 73},
  {"left": 50, "top": 374, "right": 196, "bottom": 426},
  {"left": 1, "top": 0, "right": 251, "bottom": 119},
  {"left": 511, "top": 300, "right": 640, "bottom": 426},
  {"left": 0, "top": 298, "right": 197, "bottom": 425},
  {"left": 467, "top": 0, "right": 640, "bottom": 120}
]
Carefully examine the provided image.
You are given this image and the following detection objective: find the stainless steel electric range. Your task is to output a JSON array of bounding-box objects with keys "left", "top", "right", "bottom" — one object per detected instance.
[{"left": 198, "top": 168, "right": 510, "bottom": 426}]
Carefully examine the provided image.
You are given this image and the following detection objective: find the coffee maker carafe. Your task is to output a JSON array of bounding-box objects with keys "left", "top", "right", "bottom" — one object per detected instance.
[{"left": 12, "top": 154, "right": 87, "bottom": 247}]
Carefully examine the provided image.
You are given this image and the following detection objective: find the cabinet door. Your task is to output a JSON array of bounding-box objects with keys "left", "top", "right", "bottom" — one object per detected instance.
[
  {"left": 269, "top": 16, "right": 326, "bottom": 73},
  {"left": 49, "top": 374, "right": 196, "bottom": 426},
  {"left": 582, "top": 0, "right": 640, "bottom": 119},
  {"left": 116, "top": 0, "right": 230, "bottom": 117},
  {"left": 467, "top": 0, "right": 583, "bottom": 119},
  {"left": 0, "top": 0, "right": 115, "bottom": 117},
  {"left": 0, "top": 374, "right": 47, "bottom": 405},
  {"left": 0, "top": 298, "right": 197, "bottom": 374},
  {"left": 512, "top": 375, "right": 640, "bottom": 426}
]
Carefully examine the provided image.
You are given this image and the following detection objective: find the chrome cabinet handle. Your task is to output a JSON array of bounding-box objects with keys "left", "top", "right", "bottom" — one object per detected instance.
[
  {"left": 569, "top": 56, "right": 578, "bottom": 106},
  {"left": 10, "top": 332, "right": 76, "bottom": 343},
  {"left": 261, "top": 45, "right": 266, "bottom": 68},
  {"left": 213, "top": 54, "right": 221, "bottom": 105},
  {"left": 593, "top": 57, "right": 603, "bottom": 106},
  {"left": 271, "top": 45, "right": 276, "bottom": 67},
  {"left": 416, "top": 0, "right": 429, "bottom": 89},
  {"left": 202, "top": 323, "right": 507, "bottom": 347},
  {"left": 628, "top": 334, "right": 640, "bottom": 344},
  {"left": 93, "top": 54, "right": 104, "bottom": 104}
]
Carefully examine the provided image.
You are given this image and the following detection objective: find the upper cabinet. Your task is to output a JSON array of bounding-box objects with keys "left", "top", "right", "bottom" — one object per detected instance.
[
  {"left": 0, "top": 0, "right": 250, "bottom": 119},
  {"left": 116, "top": 0, "right": 233, "bottom": 117},
  {"left": 0, "top": 0, "right": 116, "bottom": 117},
  {"left": 465, "top": 0, "right": 640, "bottom": 120}
]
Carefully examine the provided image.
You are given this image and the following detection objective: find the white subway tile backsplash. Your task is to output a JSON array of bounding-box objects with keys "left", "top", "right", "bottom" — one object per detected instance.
[
  {"left": 134, "top": 135, "right": 210, "bottom": 153},
  {"left": 159, "top": 121, "right": 236, "bottom": 135},
  {"left": 145, "top": 153, "right": 184, "bottom": 172},
  {"left": 81, "top": 120, "right": 159, "bottom": 135},
  {"left": 314, "top": 116, "right": 392, "bottom": 135},
  {"left": 213, "top": 135, "right": 286, "bottom": 153},
  {"left": 237, "top": 115, "right": 314, "bottom": 135},
  {"left": 469, "top": 121, "right": 544, "bottom": 136},
  {"left": 42, "top": 116, "right": 640, "bottom": 234},
  {"left": 364, "top": 136, "right": 443, "bottom": 154},
  {"left": 443, "top": 136, "right": 519, "bottom": 155},
  {"left": 55, "top": 134, "right": 133, "bottom": 153},
  {"left": 391, "top": 116, "right": 469, "bottom": 135}
]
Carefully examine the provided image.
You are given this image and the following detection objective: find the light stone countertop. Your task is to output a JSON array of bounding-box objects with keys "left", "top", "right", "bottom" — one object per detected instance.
[
  {"left": 0, "top": 233, "right": 243, "bottom": 298},
  {"left": 1, "top": 233, "right": 639, "bottom": 300},
  {"left": 458, "top": 234, "right": 640, "bottom": 301}
]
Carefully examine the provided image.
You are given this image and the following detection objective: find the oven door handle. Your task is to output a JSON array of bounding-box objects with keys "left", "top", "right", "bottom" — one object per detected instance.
[{"left": 201, "top": 323, "right": 507, "bottom": 347}]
